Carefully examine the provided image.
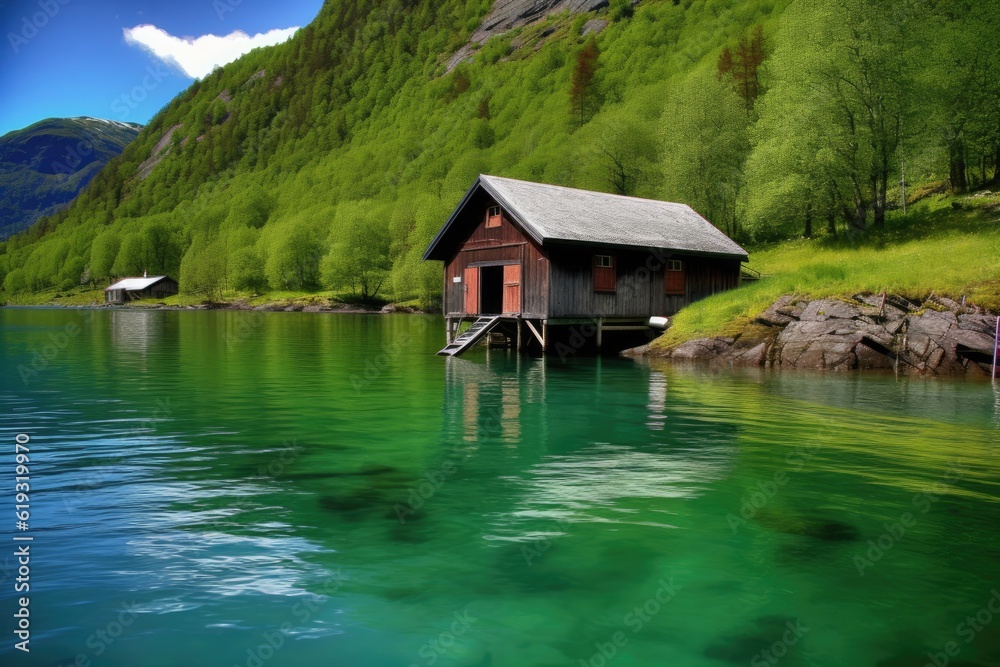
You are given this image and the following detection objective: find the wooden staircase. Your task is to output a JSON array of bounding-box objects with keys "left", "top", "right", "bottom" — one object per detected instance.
[
  {"left": 437, "top": 316, "right": 504, "bottom": 356},
  {"left": 740, "top": 265, "right": 762, "bottom": 282}
]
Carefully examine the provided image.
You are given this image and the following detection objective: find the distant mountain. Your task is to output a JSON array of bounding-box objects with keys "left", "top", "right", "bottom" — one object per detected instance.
[{"left": 0, "top": 117, "right": 141, "bottom": 239}]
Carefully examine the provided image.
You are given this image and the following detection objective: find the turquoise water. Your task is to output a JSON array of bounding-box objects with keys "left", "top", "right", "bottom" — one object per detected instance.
[{"left": 1, "top": 307, "right": 999, "bottom": 667}]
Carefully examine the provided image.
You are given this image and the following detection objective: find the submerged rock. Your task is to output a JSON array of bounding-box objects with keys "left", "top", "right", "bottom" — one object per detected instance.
[
  {"left": 753, "top": 509, "right": 860, "bottom": 543},
  {"left": 703, "top": 633, "right": 769, "bottom": 663},
  {"left": 800, "top": 519, "right": 860, "bottom": 542},
  {"left": 704, "top": 616, "right": 803, "bottom": 664}
]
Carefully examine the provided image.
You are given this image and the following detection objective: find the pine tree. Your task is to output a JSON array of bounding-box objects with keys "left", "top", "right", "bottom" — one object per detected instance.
[{"left": 570, "top": 37, "right": 600, "bottom": 127}]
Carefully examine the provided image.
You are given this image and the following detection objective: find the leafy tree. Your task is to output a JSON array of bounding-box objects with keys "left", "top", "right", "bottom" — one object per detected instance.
[
  {"left": 225, "top": 189, "right": 275, "bottom": 229},
  {"left": 229, "top": 246, "right": 267, "bottom": 292},
  {"left": 266, "top": 220, "right": 322, "bottom": 290},
  {"left": 760, "top": 0, "right": 916, "bottom": 228},
  {"left": 179, "top": 234, "right": 226, "bottom": 298},
  {"left": 610, "top": 0, "right": 634, "bottom": 22},
  {"left": 321, "top": 201, "right": 392, "bottom": 301},
  {"left": 143, "top": 221, "right": 179, "bottom": 274},
  {"left": 90, "top": 230, "right": 120, "bottom": 280},
  {"left": 593, "top": 108, "right": 657, "bottom": 196},
  {"left": 661, "top": 70, "right": 750, "bottom": 238},
  {"left": 923, "top": 2, "right": 1000, "bottom": 191},
  {"left": 476, "top": 93, "right": 492, "bottom": 120},
  {"left": 112, "top": 232, "right": 151, "bottom": 276}
]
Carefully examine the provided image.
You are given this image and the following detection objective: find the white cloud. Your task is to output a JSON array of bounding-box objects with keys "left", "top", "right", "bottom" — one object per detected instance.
[{"left": 123, "top": 24, "right": 298, "bottom": 79}]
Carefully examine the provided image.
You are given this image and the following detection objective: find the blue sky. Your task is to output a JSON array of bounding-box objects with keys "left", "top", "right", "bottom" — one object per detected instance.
[{"left": 0, "top": 0, "right": 324, "bottom": 136}]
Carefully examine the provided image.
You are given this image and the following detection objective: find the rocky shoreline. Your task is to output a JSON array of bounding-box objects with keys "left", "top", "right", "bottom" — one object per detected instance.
[{"left": 635, "top": 293, "right": 998, "bottom": 376}]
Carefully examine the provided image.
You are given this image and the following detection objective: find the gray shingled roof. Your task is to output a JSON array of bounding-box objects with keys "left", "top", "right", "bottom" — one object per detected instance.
[
  {"left": 104, "top": 275, "right": 170, "bottom": 291},
  {"left": 425, "top": 175, "right": 748, "bottom": 261}
]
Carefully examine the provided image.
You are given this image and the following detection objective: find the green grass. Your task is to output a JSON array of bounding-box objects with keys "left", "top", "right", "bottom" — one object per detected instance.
[
  {"left": 652, "top": 191, "right": 1000, "bottom": 350},
  {"left": 2, "top": 285, "right": 399, "bottom": 310},
  {"left": 2, "top": 286, "right": 106, "bottom": 306}
]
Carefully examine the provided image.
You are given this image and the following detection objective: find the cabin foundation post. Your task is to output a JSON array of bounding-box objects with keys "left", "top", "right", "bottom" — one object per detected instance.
[
  {"left": 446, "top": 317, "right": 452, "bottom": 345},
  {"left": 517, "top": 318, "right": 523, "bottom": 352},
  {"left": 542, "top": 321, "right": 548, "bottom": 352},
  {"left": 596, "top": 318, "right": 603, "bottom": 352}
]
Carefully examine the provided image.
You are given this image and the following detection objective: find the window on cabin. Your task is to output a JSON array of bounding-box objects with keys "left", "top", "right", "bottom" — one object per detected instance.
[
  {"left": 665, "top": 259, "right": 685, "bottom": 295},
  {"left": 486, "top": 205, "right": 502, "bottom": 228},
  {"left": 594, "top": 254, "right": 616, "bottom": 292}
]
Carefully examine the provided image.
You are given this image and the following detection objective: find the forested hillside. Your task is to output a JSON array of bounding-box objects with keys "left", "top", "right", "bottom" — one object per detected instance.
[
  {"left": 2, "top": 0, "right": 998, "bottom": 306},
  {"left": 0, "top": 117, "right": 141, "bottom": 241}
]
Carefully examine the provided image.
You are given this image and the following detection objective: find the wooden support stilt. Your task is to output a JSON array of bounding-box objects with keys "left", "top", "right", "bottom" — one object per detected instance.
[
  {"left": 517, "top": 318, "right": 523, "bottom": 352},
  {"left": 542, "top": 321, "right": 548, "bottom": 352},
  {"left": 596, "top": 317, "right": 603, "bottom": 352},
  {"left": 524, "top": 319, "right": 544, "bottom": 348}
]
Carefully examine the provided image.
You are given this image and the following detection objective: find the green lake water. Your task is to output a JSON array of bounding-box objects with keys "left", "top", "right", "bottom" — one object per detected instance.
[{"left": 1, "top": 307, "right": 999, "bottom": 667}]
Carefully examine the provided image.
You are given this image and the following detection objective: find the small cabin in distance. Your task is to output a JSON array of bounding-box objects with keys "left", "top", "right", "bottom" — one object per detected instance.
[
  {"left": 104, "top": 275, "right": 178, "bottom": 304},
  {"left": 423, "top": 175, "right": 749, "bottom": 356}
]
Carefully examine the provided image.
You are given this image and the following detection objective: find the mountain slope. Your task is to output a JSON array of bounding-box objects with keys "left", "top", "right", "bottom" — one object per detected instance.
[
  {"left": 2, "top": 0, "right": 784, "bottom": 298},
  {"left": 1, "top": 0, "right": 992, "bottom": 305},
  {"left": 0, "top": 117, "right": 141, "bottom": 239}
]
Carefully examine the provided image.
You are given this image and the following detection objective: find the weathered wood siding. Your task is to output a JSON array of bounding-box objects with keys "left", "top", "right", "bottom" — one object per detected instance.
[
  {"left": 442, "top": 194, "right": 549, "bottom": 318},
  {"left": 546, "top": 247, "right": 740, "bottom": 318}
]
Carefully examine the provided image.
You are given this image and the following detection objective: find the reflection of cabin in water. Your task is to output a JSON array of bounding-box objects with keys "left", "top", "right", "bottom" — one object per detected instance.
[
  {"left": 423, "top": 175, "right": 749, "bottom": 356},
  {"left": 104, "top": 275, "right": 178, "bottom": 304}
]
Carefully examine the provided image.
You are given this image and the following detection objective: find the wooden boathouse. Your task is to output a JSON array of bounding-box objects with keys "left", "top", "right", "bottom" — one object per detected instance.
[
  {"left": 104, "top": 274, "right": 179, "bottom": 304},
  {"left": 423, "top": 175, "right": 749, "bottom": 356}
]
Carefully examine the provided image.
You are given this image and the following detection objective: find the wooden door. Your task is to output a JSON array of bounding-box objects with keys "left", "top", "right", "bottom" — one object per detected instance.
[
  {"left": 503, "top": 264, "right": 521, "bottom": 314},
  {"left": 464, "top": 267, "right": 479, "bottom": 314}
]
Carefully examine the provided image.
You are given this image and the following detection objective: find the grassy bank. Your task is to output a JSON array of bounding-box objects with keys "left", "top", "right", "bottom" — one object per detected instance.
[
  {"left": 652, "top": 191, "right": 1000, "bottom": 351},
  {"left": 2, "top": 286, "right": 426, "bottom": 312}
]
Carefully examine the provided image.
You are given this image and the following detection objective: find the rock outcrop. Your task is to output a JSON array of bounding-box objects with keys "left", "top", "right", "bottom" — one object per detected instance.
[
  {"left": 646, "top": 294, "right": 998, "bottom": 376},
  {"left": 446, "top": 0, "right": 609, "bottom": 71}
]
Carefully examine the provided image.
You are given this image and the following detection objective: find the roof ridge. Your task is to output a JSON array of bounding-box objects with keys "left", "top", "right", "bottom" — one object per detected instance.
[{"left": 480, "top": 174, "right": 692, "bottom": 209}]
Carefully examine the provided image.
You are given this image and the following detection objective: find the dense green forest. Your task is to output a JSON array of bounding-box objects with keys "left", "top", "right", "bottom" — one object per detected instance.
[{"left": 2, "top": 0, "right": 998, "bottom": 306}]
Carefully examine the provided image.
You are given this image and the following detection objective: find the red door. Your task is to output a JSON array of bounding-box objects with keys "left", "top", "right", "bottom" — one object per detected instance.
[
  {"left": 464, "top": 267, "right": 479, "bottom": 314},
  {"left": 503, "top": 264, "right": 521, "bottom": 314}
]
